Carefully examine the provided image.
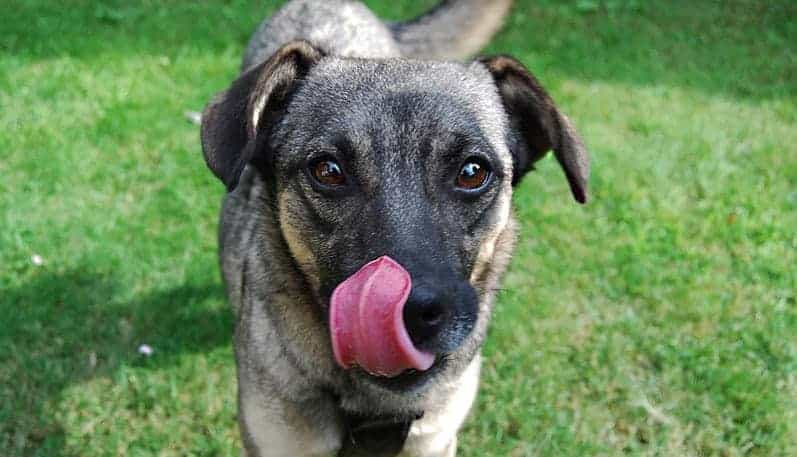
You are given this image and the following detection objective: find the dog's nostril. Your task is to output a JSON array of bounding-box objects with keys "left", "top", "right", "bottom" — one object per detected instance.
[
  {"left": 420, "top": 309, "right": 443, "bottom": 326},
  {"left": 403, "top": 284, "right": 448, "bottom": 348}
]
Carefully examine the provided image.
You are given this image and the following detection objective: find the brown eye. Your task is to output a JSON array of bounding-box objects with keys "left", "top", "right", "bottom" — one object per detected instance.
[
  {"left": 456, "top": 159, "right": 491, "bottom": 190},
  {"left": 310, "top": 157, "right": 346, "bottom": 187}
]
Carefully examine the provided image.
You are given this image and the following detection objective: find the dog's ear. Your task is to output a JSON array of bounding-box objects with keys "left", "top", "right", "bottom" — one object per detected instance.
[
  {"left": 201, "top": 40, "right": 325, "bottom": 190},
  {"left": 479, "top": 55, "right": 589, "bottom": 203}
]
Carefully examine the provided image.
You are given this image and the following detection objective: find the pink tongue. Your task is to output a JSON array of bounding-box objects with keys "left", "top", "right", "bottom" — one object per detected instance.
[{"left": 329, "top": 256, "right": 435, "bottom": 377}]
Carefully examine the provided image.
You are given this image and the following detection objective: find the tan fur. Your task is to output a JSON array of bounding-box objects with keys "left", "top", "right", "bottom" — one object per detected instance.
[
  {"left": 470, "top": 186, "right": 512, "bottom": 285},
  {"left": 279, "top": 193, "right": 322, "bottom": 291},
  {"left": 240, "top": 389, "right": 343, "bottom": 457}
]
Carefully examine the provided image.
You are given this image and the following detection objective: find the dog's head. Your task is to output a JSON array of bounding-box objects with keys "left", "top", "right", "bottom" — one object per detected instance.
[{"left": 201, "top": 41, "right": 588, "bottom": 391}]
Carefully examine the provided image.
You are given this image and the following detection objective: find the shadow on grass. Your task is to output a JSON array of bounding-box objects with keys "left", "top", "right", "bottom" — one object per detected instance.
[
  {"left": 0, "top": 0, "right": 268, "bottom": 60},
  {"left": 0, "top": 267, "right": 232, "bottom": 455},
  {"left": 2, "top": 0, "right": 795, "bottom": 102}
]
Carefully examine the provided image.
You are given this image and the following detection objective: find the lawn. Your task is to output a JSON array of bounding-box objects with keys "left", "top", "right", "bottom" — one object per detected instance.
[{"left": 1, "top": 0, "right": 795, "bottom": 456}]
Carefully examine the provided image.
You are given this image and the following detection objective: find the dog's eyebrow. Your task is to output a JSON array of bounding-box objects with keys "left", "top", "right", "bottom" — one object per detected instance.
[
  {"left": 329, "top": 133, "right": 358, "bottom": 160},
  {"left": 302, "top": 133, "right": 360, "bottom": 164},
  {"left": 434, "top": 130, "right": 498, "bottom": 163},
  {"left": 320, "top": 132, "right": 374, "bottom": 164},
  {"left": 436, "top": 131, "right": 470, "bottom": 155}
]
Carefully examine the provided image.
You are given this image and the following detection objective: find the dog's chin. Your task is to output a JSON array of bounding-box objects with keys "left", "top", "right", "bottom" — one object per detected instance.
[{"left": 351, "top": 355, "right": 450, "bottom": 393}]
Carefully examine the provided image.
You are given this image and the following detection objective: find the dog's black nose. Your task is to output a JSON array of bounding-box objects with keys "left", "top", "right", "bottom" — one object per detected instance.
[{"left": 403, "top": 281, "right": 478, "bottom": 352}]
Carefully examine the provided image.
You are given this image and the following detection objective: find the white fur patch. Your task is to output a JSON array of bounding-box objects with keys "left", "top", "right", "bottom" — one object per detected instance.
[
  {"left": 401, "top": 356, "right": 481, "bottom": 456},
  {"left": 251, "top": 93, "right": 268, "bottom": 132}
]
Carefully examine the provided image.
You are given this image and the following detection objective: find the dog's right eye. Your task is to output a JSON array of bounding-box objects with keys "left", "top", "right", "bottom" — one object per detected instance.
[
  {"left": 455, "top": 158, "right": 491, "bottom": 191},
  {"left": 309, "top": 157, "right": 346, "bottom": 187}
]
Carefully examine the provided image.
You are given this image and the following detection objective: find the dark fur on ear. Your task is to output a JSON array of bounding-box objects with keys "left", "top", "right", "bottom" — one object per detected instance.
[
  {"left": 479, "top": 55, "right": 590, "bottom": 203},
  {"left": 201, "top": 40, "right": 325, "bottom": 190}
]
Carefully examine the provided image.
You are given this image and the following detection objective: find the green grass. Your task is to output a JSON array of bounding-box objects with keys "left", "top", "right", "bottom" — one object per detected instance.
[{"left": 1, "top": 0, "right": 795, "bottom": 455}]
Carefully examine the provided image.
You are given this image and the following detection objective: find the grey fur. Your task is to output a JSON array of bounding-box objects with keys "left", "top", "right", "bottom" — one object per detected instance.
[
  {"left": 201, "top": 1, "right": 589, "bottom": 456},
  {"left": 242, "top": 0, "right": 514, "bottom": 71},
  {"left": 391, "top": 0, "right": 514, "bottom": 60},
  {"left": 242, "top": 0, "right": 399, "bottom": 72}
]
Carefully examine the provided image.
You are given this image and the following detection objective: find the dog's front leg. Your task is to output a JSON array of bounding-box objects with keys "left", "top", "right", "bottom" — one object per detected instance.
[
  {"left": 238, "top": 383, "right": 344, "bottom": 457},
  {"left": 400, "top": 356, "right": 481, "bottom": 457},
  {"left": 401, "top": 437, "right": 457, "bottom": 457}
]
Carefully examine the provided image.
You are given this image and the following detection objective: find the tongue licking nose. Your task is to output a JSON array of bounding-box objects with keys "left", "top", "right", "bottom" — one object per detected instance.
[{"left": 329, "top": 256, "right": 435, "bottom": 377}]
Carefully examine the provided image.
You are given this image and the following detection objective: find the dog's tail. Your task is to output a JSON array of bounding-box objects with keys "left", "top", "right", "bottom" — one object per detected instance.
[{"left": 390, "top": 0, "right": 514, "bottom": 60}]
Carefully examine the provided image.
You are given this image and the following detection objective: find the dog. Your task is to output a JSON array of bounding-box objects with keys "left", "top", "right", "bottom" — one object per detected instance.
[{"left": 200, "top": 1, "right": 589, "bottom": 455}]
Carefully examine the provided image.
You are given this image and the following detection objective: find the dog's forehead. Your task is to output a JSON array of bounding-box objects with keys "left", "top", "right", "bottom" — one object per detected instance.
[
  {"left": 309, "top": 58, "right": 491, "bottom": 94},
  {"left": 290, "top": 58, "right": 512, "bottom": 165}
]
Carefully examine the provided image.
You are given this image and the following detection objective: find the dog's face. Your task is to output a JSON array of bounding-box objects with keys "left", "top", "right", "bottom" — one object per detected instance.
[{"left": 201, "top": 41, "right": 588, "bottom": 391}]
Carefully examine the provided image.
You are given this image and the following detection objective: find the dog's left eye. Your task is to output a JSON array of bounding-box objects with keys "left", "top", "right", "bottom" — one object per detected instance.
[
  {"left": 456, "top": 158, "right": 491, "bottom": 190},
  {"left": 309, "top": 157, "right": 346, "bottom": 187}
]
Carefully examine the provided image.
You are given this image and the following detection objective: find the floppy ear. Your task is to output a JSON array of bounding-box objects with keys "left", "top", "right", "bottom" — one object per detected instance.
[
  {"left": 201, "top": 40, "right": 325, "bottom": 190},
  {"left": 479, "top": 55, "right": 590, "bottom": 203}
]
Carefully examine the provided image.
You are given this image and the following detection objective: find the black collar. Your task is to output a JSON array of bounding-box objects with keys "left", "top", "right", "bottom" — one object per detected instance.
[{"left": 337, "top": 411, "right": 424, "bottom": 457}]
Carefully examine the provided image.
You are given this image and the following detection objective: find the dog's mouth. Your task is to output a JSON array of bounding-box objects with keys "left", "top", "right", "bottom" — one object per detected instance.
[
  {"left": 329, "top": 256, "right": 436, "bottom": 378},
  {"left": 352, "top": 354, "right": 450, "bottom": 392}
]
